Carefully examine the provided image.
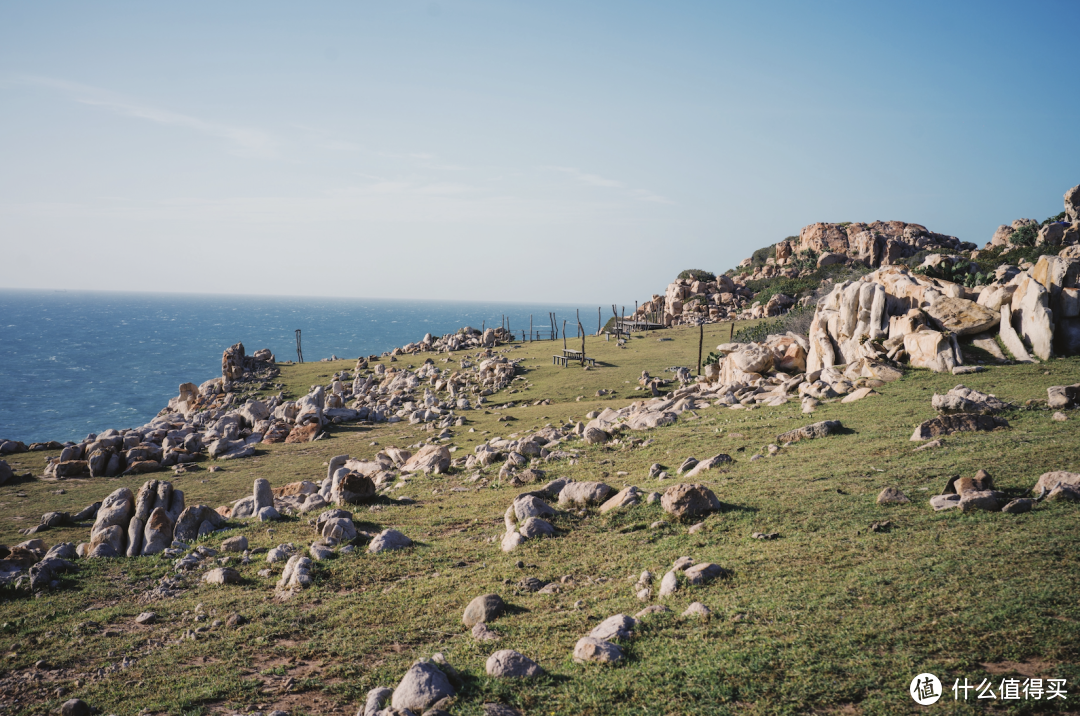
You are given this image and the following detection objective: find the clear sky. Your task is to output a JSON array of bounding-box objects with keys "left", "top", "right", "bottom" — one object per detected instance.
[{"left": 2, "top": 1, "right": 1078, "bottom": 304}]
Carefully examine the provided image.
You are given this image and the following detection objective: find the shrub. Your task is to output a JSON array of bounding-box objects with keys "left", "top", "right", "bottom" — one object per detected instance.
[
  {"left": 677, "top": 269, "right": 716, "bottom": 282},
  {"left": 1010, "top": 224, "right": 1038, "bottom": 247},
  {"left": 750, "top": 245, "right": 775, "bottom": 267},
  {"left": 732, "top": 305, "right": 816, "bottom": 343}
]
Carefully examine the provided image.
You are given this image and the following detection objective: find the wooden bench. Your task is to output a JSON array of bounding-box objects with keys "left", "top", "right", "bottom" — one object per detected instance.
[{"left": 552, "top": 355, "right": 569, "bottom": 367}]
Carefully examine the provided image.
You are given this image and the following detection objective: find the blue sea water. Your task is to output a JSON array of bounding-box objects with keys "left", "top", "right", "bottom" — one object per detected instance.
[{"left": 0, "top": 289, "right": 589, "bottom": 444}]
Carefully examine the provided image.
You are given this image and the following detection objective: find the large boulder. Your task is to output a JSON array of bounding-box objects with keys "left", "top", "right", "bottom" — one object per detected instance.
[
  {"left": 401, "top": 445, "right": 451, "bottom": 474},
  {"left": 368, "top": 529, "right": 412, "bottom": 554},
  {"left": 91, "top": 488, "right": 134, "bottom": 541},
  {"left": 486, "top": 649, "right": 544, "bottom": 678},
  {"left": 463, "top": 594, "right": 505, "bottom": 627},
  {"left": 923, "top": 297, "right": 999, "bottom": 336},
  {"left": 558, "top": 481, "right": 613, "bottom": 506},
  {"left": 391, "top": 662, "right": 456, "bottom": 714},
  {"left": 173, "top": 505, "right": 225, "bottom": 542},
  {"left": 904, "top": 330, "right": 958, "bottom": 373},
  {"left": 222, "top": 342, "right": 245, "bottom": 382},
  {"left": 332, "top": 473, "right": 377, "bottom": 505},
  {"left": 660, "top": 483, "right": 722, "bottom": 520},
  {"left": 931, "top": 385, "right": 1010, "bottom": 415},
  {"left": 1033, "top": 471, "right": 1080, "bottom": 494},
  {"left": 573, "top": 637, "right": 624, "bottom": 664}
]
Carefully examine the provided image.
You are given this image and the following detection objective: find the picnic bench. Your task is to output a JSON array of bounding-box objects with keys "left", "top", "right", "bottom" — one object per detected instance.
[{"left": 553, "top": 348, "right": 596, "bottom": 367}]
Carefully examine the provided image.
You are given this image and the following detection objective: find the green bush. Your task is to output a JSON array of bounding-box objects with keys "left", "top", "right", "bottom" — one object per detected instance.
[
  {"left": 677, "top": 269, "right": 716, "bottom": 282},
  {"left": 750, "top": 245, "right": 775, "bottom": 267},
  {"left": 732, "top": 305, "right": 816, "bottom": 343},
  {"left": 1010, "top": 224, "right": 1038, "bottom": 247}
]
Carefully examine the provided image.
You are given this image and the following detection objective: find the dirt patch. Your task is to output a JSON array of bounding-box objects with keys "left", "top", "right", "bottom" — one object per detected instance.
[{"left": 980, "top": 658, "right": 1060, "bottom": 678}]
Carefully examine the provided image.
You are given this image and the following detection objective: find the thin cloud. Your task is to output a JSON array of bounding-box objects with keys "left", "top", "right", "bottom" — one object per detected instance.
[
  {"left": 545, "top": 166, "right": 624, "bottom": 188},
  {"left": 545, "top": 166, "right": 673, "bottom": 205},
  {"left": 9, "top": 75, "right": 277, "bottom": 157}
]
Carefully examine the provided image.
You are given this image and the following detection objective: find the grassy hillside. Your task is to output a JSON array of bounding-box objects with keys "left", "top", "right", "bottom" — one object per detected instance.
[{"left": 2, "top": 324, "right": 1079, "bottom": 715}]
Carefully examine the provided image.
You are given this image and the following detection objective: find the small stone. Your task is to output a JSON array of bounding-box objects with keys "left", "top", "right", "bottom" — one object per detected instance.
[
  {"left": 391, "top": 661, "right": 456, "bottom": 713},
  {"left": 225, "top": 613, "right": 247, "bottom": 628},
  {"left": 589, "top": 614, "right": 637, "bottom": 641},
  {"left": 472, "top": 622, "right": 500, "bottom": 641},
  {"left": 368, "top": 529, "right": 412, "bottom": 553},
  {"left": 682, "top": 602, "right": 711, "bottom": 617},
  {"left": 876, "top": 487, "right": 910, "bottom": 505},
  {"left": 634, "top": 604, "right": 671, "bottom": 618},
  {"left": 572, "top": 636, "right": 624, "bottom": 664},
  {"left": 687, "top": 522, "right": 705, "bottom": 534},
  {"left": 959, "top": 490, "right": 1000, "bottom": 512},
  {"left": 485, "top": 649, "right": 544, "bottom": 678},
  {"left": 463, "top": 594, "right": 505, "bottom": 627},
  {"left": 61, "top": 699, "right": 91, "bottom": 716},
  {"left": 135, "top": 612, "right": 157, "bottom": 625},
  {"left": 1053, "top": 412, "right": 1068, "bottom": 421},
  {"left": 221, "top": 535, "right": 248, "bottom": 552},
  {"left": 1001, "top": 498, "right": 1034, "bottom": 514},
  {"left": 202, "top": 567, "right": 241, "bottom": 585},
  {"left": 929, "top": 494, "right": 961, "bottom": 511},
  {"left": 659, "top": 570, "right": 679, "bottom": 597}
]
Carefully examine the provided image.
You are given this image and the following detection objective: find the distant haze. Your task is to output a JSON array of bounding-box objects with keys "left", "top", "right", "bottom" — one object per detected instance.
[{"left": 1, "top": 1, "right": 1078, "bottom": 304}]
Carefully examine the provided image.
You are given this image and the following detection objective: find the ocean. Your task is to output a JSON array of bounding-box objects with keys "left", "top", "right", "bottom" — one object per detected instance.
[{"left": 0, "top": 289, "right": 590, "bottom": 444}]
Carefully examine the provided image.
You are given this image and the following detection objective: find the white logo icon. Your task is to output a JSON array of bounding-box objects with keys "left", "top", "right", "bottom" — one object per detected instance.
[{"left": 910, "top": 673, "right": 942, "bottom": 705}]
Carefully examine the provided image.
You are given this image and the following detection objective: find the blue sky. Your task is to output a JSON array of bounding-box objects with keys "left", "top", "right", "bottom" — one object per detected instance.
[{"left": 1, "top": 1, "right": 1078, "bottom": 303}]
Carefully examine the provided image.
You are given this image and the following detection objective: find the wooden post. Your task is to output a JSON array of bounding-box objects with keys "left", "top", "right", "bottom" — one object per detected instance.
[
  {"left": 530, "top": 315, "right": 533, "bottom": 342},
  {"left": 579, "top": 320, "right": 585, "bottom": 361},
  {"left": 295, "top": 329, "right": 303, "bottom": 363},
  {"left": 562, "top": 320, "right": 567, "bottom": 350},
  {"left": 597, "top": 306, "right": 601, "bottom": 335},
  {"left": 730, "top": 321, "right": 734, "bottom": 342},
  {"left": 697, "top": 323, "right": 704, "bottom": 376}
]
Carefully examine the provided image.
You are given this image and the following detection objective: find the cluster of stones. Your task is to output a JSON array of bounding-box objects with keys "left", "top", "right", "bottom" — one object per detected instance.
[
  {"left": 469, "top": 424, "right": 579, "bottom": 472},
  {"left": 78, "top": 481, "right": 226, "bottom": 559},
  {"left": 986, "top": 185, "right": 1080, "bottom": 250},
  {"left": 635, "top": 273, "right": 757, "bottom": 327},
  {"left": 804, "top": 253, "right": 1080, "bottom": 376},
  {"left": 780, "top": 220, "right": 974, "bottom": 272}
]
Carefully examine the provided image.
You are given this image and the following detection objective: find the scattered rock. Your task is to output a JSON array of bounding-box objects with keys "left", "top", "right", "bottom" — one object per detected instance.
[
  {"left": 558, "top": 481, "right": 613, "bottom": 506},
  {"left": 472, "top": 623, "right": 500, "bottom": 641},
  {"left": 682, "top": 602, "right": 711, "bottom": 617},
  {"left": 589, "top": 614, "right": 637, "bottom": 641},
  {"left": 61, "top": 699, "right": 91, "bottom": 716},
  {"left": 369, "top": 529, "right": 412, "bottom": 554},
  {"left": 959, "top": 490, "right": 1000, "bottom": 513},
  {"left": 876, "top": 487, "right": 910, "bottom": 505},
  {"left": 135, "top": 612, "right": 157, "bottom": 625},
  {"left": 932, "top": 385, "right": 1010, "bottom": 415},
  {"left": 463, "top": 594, "right": 505, "bottom": 627},
  {"left": 777, "top": 420, "right": 842, "bottom": 443},
  {"left": 485, "top": 649, "right": 544, "bottom": 678},
  {"left": 660, "top": 483, "right": 722, "bottom": 520},
  {"left": 929, "top": 494, "right": 961, "bottom": 511},
  {"left": 221, "top": 535, "right": 248, "bottom": 552},
  {"left": 1002, "top": 498, "right": 1034, "bottom": 514},
  {"left": 910, "top": 414, "right": 1009, "bottom": 441},
  {"left": 202, "top": 567, "right": 241, "bottom": 585},
  {"left": 391, "top": 661, "right": 456, "bottom": 713},
  {"left": 572, "top": 636, "right": 624, "bottom": 664},
  {"left": 684, "top": 563, "right": 727, "bottom": 585}
]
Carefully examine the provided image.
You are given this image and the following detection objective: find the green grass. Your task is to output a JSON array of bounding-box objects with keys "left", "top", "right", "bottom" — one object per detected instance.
[{"left": 2, "top": 324, "right": 1079, "bottom": 715}]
